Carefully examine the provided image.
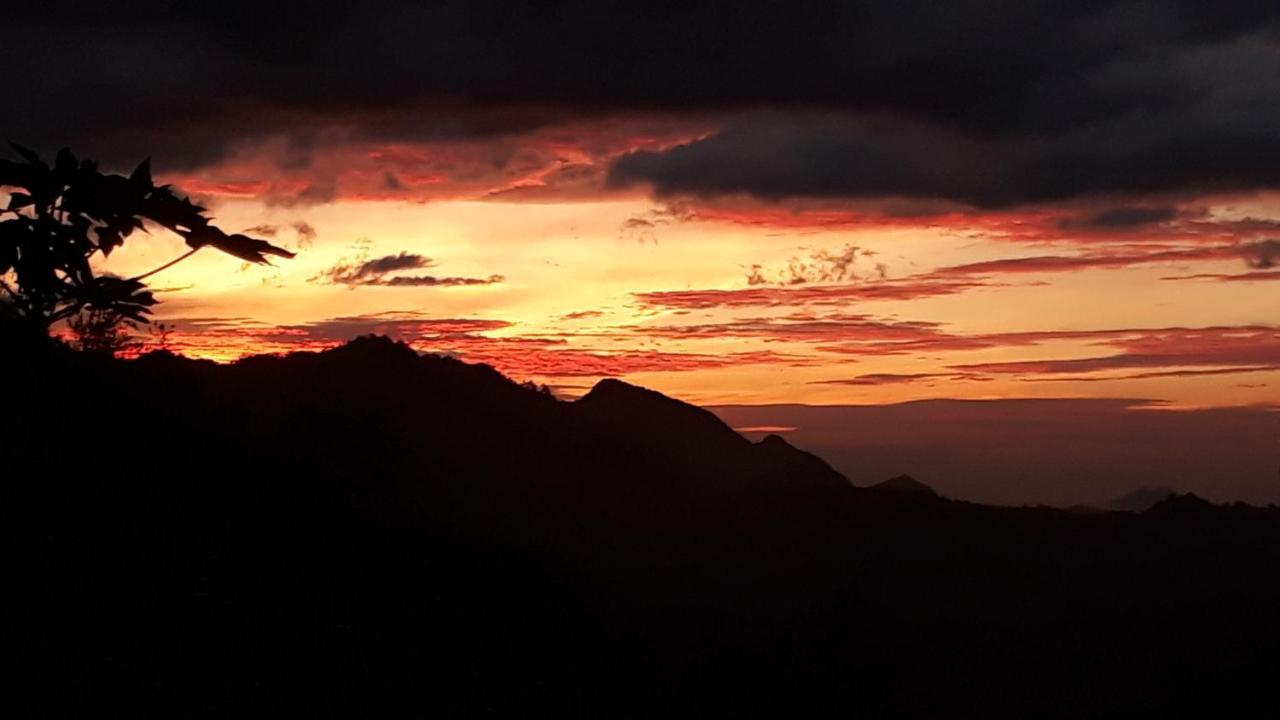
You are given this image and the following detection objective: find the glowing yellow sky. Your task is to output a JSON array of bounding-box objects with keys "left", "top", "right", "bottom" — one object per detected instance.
[{"left": 86, "top": 188, "right": 1280, "bottom": 408}]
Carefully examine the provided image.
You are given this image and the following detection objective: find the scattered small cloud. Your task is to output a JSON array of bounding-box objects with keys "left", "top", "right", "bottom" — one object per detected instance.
[
  {"left": 618, "top": 201, "right": 694, "bottom": 243},
  {"left": 242, "top": 224, "right": 280, "bottom": 237},
  {"left": 744, "top": 243, "right": 881, "bottom": 286},
  {"left": 241, "top": 222, "right": 315, "bottom": 250},
  {"left": 314, "top": 251, "right": 433, "bottom": 284},
  {"left": 379, "top": 274, "right": 505, "bottom": 287},
  {"left": 311, "top": 247, "right": 503, "bottom": 288},
  {"left": 292, "top": 221, "right": 318, "bottom": 248}
]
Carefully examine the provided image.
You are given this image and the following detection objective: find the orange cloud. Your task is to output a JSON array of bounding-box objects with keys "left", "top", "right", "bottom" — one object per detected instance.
[{"left": 147, "top": 313, "right": 809, "bottom": 379}]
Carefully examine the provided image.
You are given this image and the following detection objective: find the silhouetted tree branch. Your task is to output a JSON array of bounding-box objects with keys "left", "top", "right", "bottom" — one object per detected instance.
[{"left": 0, "top": 143, "right": 295, "bottom": 338}]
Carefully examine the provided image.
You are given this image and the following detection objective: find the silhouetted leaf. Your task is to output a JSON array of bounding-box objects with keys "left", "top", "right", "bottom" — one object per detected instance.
[
  {"left": 0, "top": 159, "right": 24, "bottom": 187},
  {"left": 7, "top": 193, "right": 33, "bottom": 210},
  {"left": 0, "top": 236, "right": 14, "bottom": 273},
  {"left": 96, "top": 227, "right": 122, "bottom": 256},
  {"left": 130, "top": 158, "right": 152, "bottom": 187},
  {"left": 180, "top": 225, "right": 295, "bottom": 263},
  {"left": 55, "top": 148, "right": 77, "bottom": 173}
]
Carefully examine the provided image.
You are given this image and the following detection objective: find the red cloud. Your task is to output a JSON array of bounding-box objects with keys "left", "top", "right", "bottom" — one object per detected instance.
[
  {"left": 932, "top": 245, "right": 1250, "bottom": 277},
  {"left": 446, "top": 347, "right": 804, "bottom": 377},
  {"left": 952, "top": 328, "right": 1280, "bottom": 376},
  {"left": 636, "top": 240, "right": 1271, "bottom": 314},
  {"left": 622, "top": 312, "right": 1280, "bottom": 383},
  {"left": 1163, "top": 270, "right": 1280, "bottom": 282},
  {"left": 633, "top": 277, "right": 987, "bottom": 310},
  {"left": 635, "top": 314, "right": 946, "bottom": 343},
  {"left": 814, "top": 372, "right": 991, "bottom": 386},
  {"left": 147, "top": 313, "right": 806, "bottom": 378}
]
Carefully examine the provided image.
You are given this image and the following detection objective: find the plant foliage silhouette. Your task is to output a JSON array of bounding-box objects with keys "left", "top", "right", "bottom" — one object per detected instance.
[
  {"left": 0, "top": 143, "right": 293, "bottom": 336},
  {"left": 66, "top": 308, "right": 137, "bottom": 355}
]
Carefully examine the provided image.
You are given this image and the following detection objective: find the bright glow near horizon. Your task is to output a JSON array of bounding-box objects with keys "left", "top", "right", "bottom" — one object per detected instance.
[{"left": 80, "top": 179, "right": 1280, "bottom": 409}]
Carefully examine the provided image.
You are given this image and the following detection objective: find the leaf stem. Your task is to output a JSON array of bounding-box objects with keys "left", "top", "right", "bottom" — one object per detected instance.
[{"left": 130, "top": 248, "right": 201, "bottom": 282}]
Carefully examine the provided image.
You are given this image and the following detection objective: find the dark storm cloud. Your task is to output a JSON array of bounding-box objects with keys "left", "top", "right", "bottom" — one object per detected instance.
[
  {"left": 3, "top": 1, "right": 1278, "bottom": 202},
  {"left": 608, "top": 92, "right": 1280, "bottom": 207}
]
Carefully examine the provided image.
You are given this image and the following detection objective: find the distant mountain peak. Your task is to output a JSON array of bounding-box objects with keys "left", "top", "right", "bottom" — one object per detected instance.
[
  {"left": 1145, "top": 492, "right": 1216, "bottom": 515},
  {"left": 576, "top": 377, "right": 751, "bottom": 449},
  {"left": 581, "top": 378, "right": 732, "bottom": 416},
  {"left": 868, "top": 474, "right": 939, "bottom": 497},
  {"left": 1106, "top": 486, "right": 1179, "bottom": 513},
  {"left": 581, "top": 377, "right": 655, "bottom": 402},
  {"left": 328, "top": 334, "right": 420, "bottom": 360}
]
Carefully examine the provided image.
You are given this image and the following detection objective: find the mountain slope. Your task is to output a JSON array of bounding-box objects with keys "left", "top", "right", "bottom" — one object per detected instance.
[
  {"left": 7, "top": 335, "right": 1280, "bottom": 718},
  {"left": 868, "top": 473, "right": 940, "bottom": 497},
  {"left": 1106, "top": 485, "right": 1179, "bottom": 512}
]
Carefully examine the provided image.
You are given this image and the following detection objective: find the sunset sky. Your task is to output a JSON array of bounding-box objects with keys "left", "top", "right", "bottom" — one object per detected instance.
[{"left": 6, "top": 2, "right": 1278, "bottom": 415}]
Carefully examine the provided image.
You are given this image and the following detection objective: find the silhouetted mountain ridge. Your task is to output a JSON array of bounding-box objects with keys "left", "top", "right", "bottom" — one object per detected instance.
[
  {"left": 868, "top": 474, "right": 939, "bottom": 497},
  {"left": 7, "top": 335, "right": 1280, "bottom": 718},
  {"left": 1107, "top": 485, "right": 1180, "bottom": 512}
]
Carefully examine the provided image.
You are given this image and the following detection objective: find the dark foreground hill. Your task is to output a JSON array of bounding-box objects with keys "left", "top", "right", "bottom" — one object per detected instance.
[{"left": 6, "top": 336, "right": 1280, "bottom": 718}]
